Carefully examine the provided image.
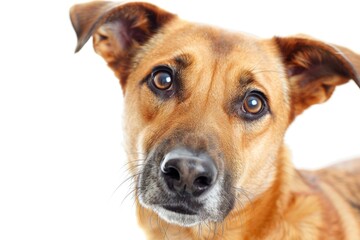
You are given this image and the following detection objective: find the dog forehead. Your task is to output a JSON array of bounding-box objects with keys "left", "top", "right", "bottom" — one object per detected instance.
[
  {"left": 179, "top": 24, "right": 244, "bottom": 56},
  {"left": 154, "top": 20, "right": 263, "bottom": 57},
  {"left": 135, "top": 20, "right": 277, "bottom": 74},
  {"left": 130, "top": 19, "right": 288, "bottom": 103}
]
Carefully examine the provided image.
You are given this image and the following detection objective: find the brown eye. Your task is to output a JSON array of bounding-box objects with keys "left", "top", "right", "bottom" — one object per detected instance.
[
  {"left": 237, "top": 91, "right": 269, "bottom": 121},
  {"left": 147, "top": 66, "right": 176, "bottom": 99},
  {"left": 243, "top": 94, "right": 264, "bottom": 114},
  {"left": 152, "top": 71, "right": 173, "bottom": 90}
]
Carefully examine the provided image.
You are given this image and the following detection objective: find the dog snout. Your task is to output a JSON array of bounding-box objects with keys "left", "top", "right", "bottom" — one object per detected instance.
[{"left": 160, "top": 148, "right": 218, "bottom": 197}]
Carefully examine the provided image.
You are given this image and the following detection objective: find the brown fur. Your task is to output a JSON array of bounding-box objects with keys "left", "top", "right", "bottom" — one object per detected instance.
[{"left": 70, "top": 2, "right": 360, "bottom": 239}]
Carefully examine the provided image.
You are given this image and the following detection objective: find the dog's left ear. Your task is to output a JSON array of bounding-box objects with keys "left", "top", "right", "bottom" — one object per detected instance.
[
  {"left": 70, "top": 1, "right": 175, "bottom": 88},
  {"left": 274, "top": 36, "right": 360, "bottom": 118}
]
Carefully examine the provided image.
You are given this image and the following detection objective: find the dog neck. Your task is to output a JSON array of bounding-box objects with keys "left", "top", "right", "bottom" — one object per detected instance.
[{"left": 136, "top": 145, "right": 344, "bottom": 239}]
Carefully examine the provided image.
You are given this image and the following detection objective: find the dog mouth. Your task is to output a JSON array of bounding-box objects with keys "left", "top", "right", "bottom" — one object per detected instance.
[
  {"left": 151, "top": 203, "right": 205, "bottom": 227},
  {"left": 162, "top": 204, "right": 198, "bottom": 215}
]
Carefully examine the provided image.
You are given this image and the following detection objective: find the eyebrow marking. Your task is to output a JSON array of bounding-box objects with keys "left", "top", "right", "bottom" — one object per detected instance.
[
  {"left": 172, "top": 54, "right": 193, "bottom": 101},
  {"left": 238, "top": 71, "right": 255, "bottom": 90},
  {"left": 139, "top": 54, "right": 193, "bottom": 86},
  {"left": 174, "top": 53, "right": 193, "bottom": 69}
]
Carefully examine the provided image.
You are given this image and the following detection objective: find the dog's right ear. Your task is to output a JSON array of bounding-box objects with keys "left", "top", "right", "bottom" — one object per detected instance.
[{"left": 70, "top": 1, "right": 176, "bottom": 87}]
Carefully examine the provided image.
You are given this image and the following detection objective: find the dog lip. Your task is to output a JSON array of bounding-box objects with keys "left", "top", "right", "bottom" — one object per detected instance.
[{"left": 162, "top": 204, "right": 198, "bottom": 215}]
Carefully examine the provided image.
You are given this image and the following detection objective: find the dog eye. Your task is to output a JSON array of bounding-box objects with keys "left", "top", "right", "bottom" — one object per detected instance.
[
  {"left": 243, "top": 94, "right": 263, "bottom": 114},
  {"left": 151, "top": 68, "right": 173, "bottom": 90},
  {"left": 240, "top": 91, "right": 268, "bottom": 120}
]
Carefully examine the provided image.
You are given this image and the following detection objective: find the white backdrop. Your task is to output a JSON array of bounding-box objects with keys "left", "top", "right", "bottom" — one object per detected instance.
[{"left": 0, "top": 0, "right": 359, "bottom": 239}]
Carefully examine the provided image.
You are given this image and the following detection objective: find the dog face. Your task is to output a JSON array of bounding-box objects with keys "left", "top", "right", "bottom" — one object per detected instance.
[
  {"left": 70, "top": 2, "right": 360, "bottom": 227},
  {"left": 122, "top": 25, "right": 293, "bottom": 226}
]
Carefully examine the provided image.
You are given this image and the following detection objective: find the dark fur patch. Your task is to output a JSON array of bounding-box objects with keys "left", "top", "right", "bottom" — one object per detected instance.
[
  {"left": 348, "top": 200, "right": 360, "bottom": 214},
  {"left": 212, "top": 34, "right": 236, "bottom": 56}
]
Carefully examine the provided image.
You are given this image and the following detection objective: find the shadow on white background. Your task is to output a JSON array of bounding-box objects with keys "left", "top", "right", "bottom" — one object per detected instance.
[{"left": 0, "top": 0, "right": 359, "bottom": 239}]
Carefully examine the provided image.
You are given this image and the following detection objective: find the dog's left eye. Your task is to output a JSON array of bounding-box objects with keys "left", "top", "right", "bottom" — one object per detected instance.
[
  {"left": 243, "top": 94, "right": 263, "bottom": 114},
  {"left": 240, "top": 91, "right": 268, "bottom": 120}
]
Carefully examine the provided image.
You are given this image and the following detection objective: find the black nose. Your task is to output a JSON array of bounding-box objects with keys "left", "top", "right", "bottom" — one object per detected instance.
[{"left": 160, "top": 148, "right": 218, "bottom": 197}]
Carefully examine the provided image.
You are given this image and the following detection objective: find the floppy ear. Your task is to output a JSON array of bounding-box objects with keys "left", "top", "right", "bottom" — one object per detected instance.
[
  {"left": 70, "top": 1, "right": 176, "bottom": 88},
  {"left": 274, "top": 36, "right": 360, "bottom": 118}
]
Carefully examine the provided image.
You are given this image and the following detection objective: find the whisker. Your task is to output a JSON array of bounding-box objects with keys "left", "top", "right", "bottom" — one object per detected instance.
[
  {"left": 252, "top": 69, "right": 283, "bottom": 75},
  {"left": 119, "top": 159, "right": 146, "bottom": 171},
  {"left": 244, "top": 59, "right": 283, "bottom": 77},
  {"left": 197, "top": 222, "right": 203, "bottom": 239},
  {"left": 211, "top": 222, "right": 219, "bottom": 240},
  {"left": 121, "top": 185, "right": 139, "bottom": 205},
  {"left": 112, "top": 171, "right": 141, "bottom": 197},
  {"left": 231, "top": 185, "right": 255, "bottom": 228}
]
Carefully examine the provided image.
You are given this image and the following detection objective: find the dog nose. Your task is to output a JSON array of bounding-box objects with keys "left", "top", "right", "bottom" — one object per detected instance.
[{"left": 161, "top": 148, "right": 218, "bottom": 197}]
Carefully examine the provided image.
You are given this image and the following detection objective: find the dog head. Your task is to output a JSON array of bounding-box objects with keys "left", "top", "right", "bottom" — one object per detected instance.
[{"left": 70, "top": 1, "right": 360, "bottom": 227}]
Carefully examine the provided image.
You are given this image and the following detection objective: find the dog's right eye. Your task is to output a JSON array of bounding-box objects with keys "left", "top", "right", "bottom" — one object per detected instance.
[
  {"left": 147, "top": 66, "right": 175, "bottom": 98},
  {"left": 152, "top": 70, "right": 173, "bottom": 90}
]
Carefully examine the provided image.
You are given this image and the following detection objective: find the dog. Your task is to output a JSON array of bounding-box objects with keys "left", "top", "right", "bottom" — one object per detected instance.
[{"left": 70, "top": 1, "right": 360, "bottom": 239}]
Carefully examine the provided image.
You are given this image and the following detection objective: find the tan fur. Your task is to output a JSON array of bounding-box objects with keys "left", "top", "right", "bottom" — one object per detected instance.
[{"left": 70, "top": 2, "right": 360, "bottom": 239}]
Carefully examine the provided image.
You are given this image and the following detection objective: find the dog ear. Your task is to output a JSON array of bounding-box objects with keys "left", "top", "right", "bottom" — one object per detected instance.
[
  {"left": 70, "top": 1, "right": 176, "bottom": 87},
  {"left": 274, "top": 36, "right": 360, "bottom": 118}
]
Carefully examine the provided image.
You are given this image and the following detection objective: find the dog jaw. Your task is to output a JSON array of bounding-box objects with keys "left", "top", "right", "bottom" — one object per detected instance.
[
  {"left": 151, "top": 207, "right": 203, "bottom": 227},
  {"left": 142, "top": 182, "right": 225, "bottom": 227},
  {"left": 138, "top": 172, "right": 231, "bottom": 227}
]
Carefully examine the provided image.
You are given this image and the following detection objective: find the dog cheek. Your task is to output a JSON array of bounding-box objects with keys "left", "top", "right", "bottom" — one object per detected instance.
[
  {"left": 236, "top": 133, "right": 280, "bottom": 198},
  {"left": 252, "top": 156, "right": 278, "bottom": 195},
  {"left": 135, "top": 88, "right": 175, "bottom": 124},
  {"left": 123, "top": 92, "right": 158, "bottom": 157}
]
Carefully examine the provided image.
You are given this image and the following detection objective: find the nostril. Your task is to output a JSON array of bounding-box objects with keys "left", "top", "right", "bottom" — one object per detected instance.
[
  {"left": 193, "top": 176, "right": 211, "bottom": 188},
  {"left": 163, "top": 167, "right": 181, "bottom": 181}
]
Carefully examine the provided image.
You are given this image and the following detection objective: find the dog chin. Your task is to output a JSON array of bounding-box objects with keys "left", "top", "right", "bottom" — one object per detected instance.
[{"left": 152, "top": 206, "right": 204, "bottom": 227}]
